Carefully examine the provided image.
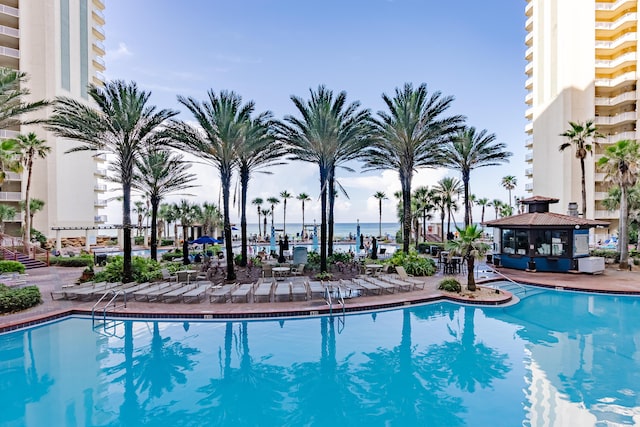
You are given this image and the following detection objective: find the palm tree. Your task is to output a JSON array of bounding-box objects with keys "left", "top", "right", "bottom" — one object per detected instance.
[
  {"left": 501, "top": 175, "right": 517, "bottom": 207},
  {"left": 297, "top": 193, "right": 311, "bottom": 239},
  {"left": 413, "top": 187, "right": 434, "bottom": 243},
  {"left": 132, "top": 150, "right": 196, "bottom": 261},
  {"left": 200, "top": 202, "right": 222, "bottom": 237},
  {"left": 168, "top": 90, "right": 253, "bottom": 281},
  {"left": 279, "top": 190, "right": 292, "bottom": 237},
  {"left": 267, "top": 197, "right": 280, "bottom": 231},
  {"left": 261, "top": 208, "right": 271, "bottom": 240},
  {"left": 499, "top": 204, "right": 513, "bottom": 218},
  {"left": 445, "top": 225, "right": 490, "bottom": 291},
  {"left": 173, "top": 199, "right": 199, "bottom": 265},
  {"left": 237, "top": 114, "right": 285, "bottom": 265},
  {"left": 476, "top": 198, "right": 490, "bottom": 223},
  {"left": 363, "top": 83, "right": 464, "bottom": 253},
  {"left": 278, "top": 85, "right": 373, "bottom": 272},
  {"left": 435, "top": 177, "right": 462, "bottom": 238},
  {"left": 0, "top": 139, "right": 20, "bottom": 185},
  {"left": 252, "top": 197, "right": 264, "bottom": 237},
  {"left": 373, "top": 191, "right": 388, "bottom": 238},
  {"left": 596, "top": 139, "right": 640, "bottom": 270},
  {"left": 19, "top": 198, "right": 45, "bottom": 237},
  {"left": 431, "top": 193, "right": 447, "bottom": 242},
  {"left": 491, "top": 199, "right": 502, "bottom": 220},
  {"left": 560, "top": 120, "right": 602, "bottom": 216},
  {"left": 443, "top": 127, "right": 511, "bottom": 227},
  {"left": 12, "top": 133, "right": 50, "bottom": 244},
  {"left": 0, "top": 67, "right": 48, "bottom": 129},
  {"left": 46, "top": 80, "right": 177, "bottom": 283},
  {"left": 132, "top": 200, "right": 147, "bottom": 237},
  {"left": 0, "top": 204, "right": 16, "bottom": 234}
]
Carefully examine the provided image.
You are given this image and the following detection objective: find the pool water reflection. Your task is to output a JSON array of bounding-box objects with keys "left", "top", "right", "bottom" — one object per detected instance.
[{"left": 1, "top": 289, "right": 640, "bottom": 426}]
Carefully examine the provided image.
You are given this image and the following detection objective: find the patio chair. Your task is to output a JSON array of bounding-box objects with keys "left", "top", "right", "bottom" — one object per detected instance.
[
  {"left": 395, "top": 266, "right": 425, "bottom": 290},
  {"left": 161, "top": 268, "right": 178, "bottom": 282},
  {"left": 290, "top": 263, "right": 305, "bottom": 276}
]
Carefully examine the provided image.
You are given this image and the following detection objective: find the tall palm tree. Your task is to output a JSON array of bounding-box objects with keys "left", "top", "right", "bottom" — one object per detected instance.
[
  {"left": 491, "top": 199, "right": 502, "bottom": 220},
  {"left": 173, "top": 199, "right": 199, "bottom": 265},
  {"left": 23, "top": 199, "right": 45, "bottom": 236},
  {"left": 297, "top": 193, "right": 311, "bottom": 239},
  {"left": 435, "top": 177, "right": 462, "bottom": 237},
  {"left": 267, "top": 197, "right": 280, "bottom": 231},
  {"left": 252, "top": 197, "right": 264, "bottom": 237},
  {"left": 597, "top": 139, "right": 640, "bottom": 270},
  {"left": 12, "top": 133, "right": 50, "bottom": 243},
  {"left": 560, "top": 120, "right": 602, "bottom": 216},
  {"left": 0, "top": 67, "right": 48, "bottom": 129},
  {"left": 412, "top": 186, "right": 434, "bottom": 243},
  {"left": 363, "top": 83, "right": 464, "bottom": 253},
  {"left": 168, "top": 90, "right": 252, "bottom": 281},
  {"left": 47, "top": 80, "right": 177, "bottom": 283},
  {"left": 0, "top": 139, "right": 20, "bottom": 185},
  {"left": 373, "top": 191, "right": 388, "bottom": 238},
  {"left": 445, "top": 224, "right": 490, "bottom": 291},
  {"left": 0, "top": 204, "right": 16, "bottom": 234},
  {"left": 237, "top": 114, "right": 285, "bottom": 265},
  {"left": 476, "top": 197, "right": 490, "bottom": 224},
  {"left": 278, "top": 85, "right": 372, "bottom": 272},
  {"left": 261, "top": 208, "right": 271, "bottom": 240},
  {"left": 443, "top": 127, "right": 511, "bottom": 227},
  {"left": 431, "top": 193, "right": 447, "bottom": 242},
  {"left": 279, "top": 190, "right": 292, "bottom": 237},
  {"left": 501, "top": 175, "right": 517, "bottom": 207},
  {"left": 133, "top": 150, "right": 196, "bottom": 261},
  {"left": 132, "top": 200, "right": 147, "bottom": 237},
  {"left": 200, "top": 202, "right": 222, "bottom": 237}
]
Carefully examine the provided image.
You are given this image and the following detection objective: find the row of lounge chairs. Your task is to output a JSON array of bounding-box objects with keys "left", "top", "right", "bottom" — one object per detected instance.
[{"left": 51, "top": 280, "right": 210, "bottom": 303}]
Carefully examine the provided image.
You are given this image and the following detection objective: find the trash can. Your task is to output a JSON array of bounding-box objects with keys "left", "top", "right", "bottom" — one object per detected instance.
[
  {"left": 293, "top": 246, "right": 308, "bottom": 265},
  {"left": 430, "top": 245, "right": 439, "bottom": 256},
  {"left": 95, "top": 254, "right": 107, "bottom": 266}
]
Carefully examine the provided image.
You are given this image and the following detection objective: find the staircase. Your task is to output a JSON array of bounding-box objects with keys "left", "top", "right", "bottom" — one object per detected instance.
[
  {"left": 0, "top": 247, "right": 48, "bottom": 269},
  {"left": 492, "top": 280, "right": 546, "bottom": 300}
]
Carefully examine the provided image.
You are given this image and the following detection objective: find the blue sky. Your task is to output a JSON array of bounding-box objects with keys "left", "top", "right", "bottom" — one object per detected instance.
[{"left": 103, "top": 0, "right": 527, "bottom": 224}]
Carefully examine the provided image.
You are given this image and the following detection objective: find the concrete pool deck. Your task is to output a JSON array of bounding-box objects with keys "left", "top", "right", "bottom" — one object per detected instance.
[{"left": 1, "top": 263, "right": 639, "bottom": 332}]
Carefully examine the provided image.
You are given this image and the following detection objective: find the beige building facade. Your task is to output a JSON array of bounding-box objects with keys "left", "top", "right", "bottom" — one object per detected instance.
[
  {"left": 525, "top": 0, "right": 637, "bottom": 240},
  {"left": 0, "top": 0, "right": 107, "bottom": 239}
]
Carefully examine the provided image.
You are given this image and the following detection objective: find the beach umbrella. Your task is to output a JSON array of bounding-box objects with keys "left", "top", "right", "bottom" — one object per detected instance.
[
  {"left": 189, "top": 236, "right": 222, "bottom": 245},
  {"left": 356, "top": 221, "right": 361, "bottom": 248},
  {"left": 312, "top": 224, "right": 318, "bottom": 252}
]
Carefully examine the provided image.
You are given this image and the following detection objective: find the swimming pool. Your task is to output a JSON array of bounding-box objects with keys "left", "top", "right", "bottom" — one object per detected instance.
[{"left": 2, "top": 288, "right": 639, "bottom": 426}]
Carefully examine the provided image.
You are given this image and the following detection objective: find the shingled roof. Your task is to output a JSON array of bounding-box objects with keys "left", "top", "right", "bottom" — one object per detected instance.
[{"left": 482, "top": 212, "right": 609, "bottom": 228}]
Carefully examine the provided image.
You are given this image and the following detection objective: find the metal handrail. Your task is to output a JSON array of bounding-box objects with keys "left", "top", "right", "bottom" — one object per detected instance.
[
  {"left": 477, "top": 264, "right": 526, "bottom": 293},
  {"left": 102, "top": 290, "right": 126, "bottom": 321}
]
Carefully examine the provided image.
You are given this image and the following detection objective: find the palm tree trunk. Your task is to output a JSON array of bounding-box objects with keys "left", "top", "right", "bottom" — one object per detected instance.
[
  {"left": 580, "top": 157, "right": 587, "bottom": 216},
  {"left": 182, "top": 225, "right": 189, "bottom": 265},
  {"left": 440, "top": 210, "right": 445, "bottom": 242},
  {"left": 466, "top": 247, "right": 476, "bottom": 291},
  {"left": 150, "top": 198, "right": 159, "bottom": 261},
  {"left": 463, "top": 172, "right": 471, "bottom": 227},
  {"left": 619, "top": 186, "right": 630, "bottom": 269},
  {"left": 222, "top": 170, "right": 236, "bottom": 280},
  {"left": 122, "top": 183, "right": 133, "bottom": 283},
  {"left": 378, "top": 200, "right": 382, "bottom": 238},
  {"left": 320, "top": 168, "right": 328, "bottom": 272},
  {"left": 24, "top": 157, "right": 33, "bottom": 245},
  {"left": 328, "top": 175, "right": 335, "bottom": 257},
  {"left": 283, "top": 199, "right": 287, "bottom": 237},
  {"left": 257, "top": 208, "right": 261, "bottom": 237},
  {"left": 301, "top": 202, "right": 305, "bottom": 240},
  {"left": 239, "top": 174, "right": 249, "bottom": 267},
  {"left": 401, "top": 173, "right": 412, "bottom": 253}
]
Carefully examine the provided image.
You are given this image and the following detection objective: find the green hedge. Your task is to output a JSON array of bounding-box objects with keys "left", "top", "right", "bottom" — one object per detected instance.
[
  {"left": 438, "top": 278, "right": 461, "bottom": 292},
  {"left": 386, "top": 250, "right": 436, "bottom": 276},
  {"left": 0, "top": 284, "right": 41, "bottom": 313},
  {"left": 0, "top": 260, "right": 25, "bottom": 274},
  {"left": 93, "top": 256, "right": 163, "bottom": 283},
  {"left": 49, "top": 256, "right": 94, "bottom": 267}
]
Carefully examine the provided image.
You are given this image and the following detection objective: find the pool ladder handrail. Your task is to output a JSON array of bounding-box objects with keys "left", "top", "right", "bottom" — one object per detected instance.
[
  {"left": 91, "top": 289, "right": 127, "bottom": 326},
  {"left": 324, "top": 283, "right": 345, "bottom": 316},
  {"left": 477, "top": 264, "right": 526, "bottom": 293}
]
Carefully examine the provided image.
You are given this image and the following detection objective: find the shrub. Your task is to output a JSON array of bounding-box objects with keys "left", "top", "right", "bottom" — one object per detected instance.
[
  {"left": 161, "top": 250, "right": 183, "bottom": 262},
  {"left": 93, "top": 256, "right": 162, "bottom": 283},
  {"left": 0, "top": 284, "right": 41, "bottom": 313},
  {"left": 50, "top": 255, "right": 94, "bottom": 267},
  {"left": 314, "top": 271, "right": 333, "bottom": 281},
  {"left": 0, "top": 260, "right": 25, "bottom": 274},
  {"left": 386, "top": 250, "right": 436, "bottom": 276},
  {"left": 160, "top": 239, "right": 174, "bottom": 246},
  {"left": 438, "top": 278, "right": 461, "bottom": 293}
]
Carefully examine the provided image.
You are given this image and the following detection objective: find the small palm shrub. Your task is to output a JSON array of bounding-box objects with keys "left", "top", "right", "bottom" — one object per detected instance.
[
  {"left": 0, "top": 260, "right": 26, "bottom": 274},
  {"left": 387, "top": 250, "right": 436, "bottom": 276},
  {"left": 438, "top": 278, "right": 461, "bottom": 293}
]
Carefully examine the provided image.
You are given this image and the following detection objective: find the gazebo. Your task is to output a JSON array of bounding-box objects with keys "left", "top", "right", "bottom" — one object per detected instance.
[{"left": 482, "top": 196, "right": 609, "bottom": 272}]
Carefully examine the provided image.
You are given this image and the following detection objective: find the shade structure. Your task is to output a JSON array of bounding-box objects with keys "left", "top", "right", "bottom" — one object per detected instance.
[{"left": 189, "top": 236, "right": 222, "bottom": 245}]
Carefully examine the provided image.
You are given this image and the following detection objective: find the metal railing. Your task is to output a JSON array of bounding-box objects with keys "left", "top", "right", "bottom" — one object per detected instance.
[
  {"left": 92, "top": 289, "right": 127, "bottom": 326},
  {"left": 477, "top": 264, "right": 526, "bottom": 294}
]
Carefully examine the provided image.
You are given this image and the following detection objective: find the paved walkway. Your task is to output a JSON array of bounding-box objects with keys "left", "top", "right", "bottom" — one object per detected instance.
[{"left": 1, "top": 263, "right": 639, "bottom": 332}]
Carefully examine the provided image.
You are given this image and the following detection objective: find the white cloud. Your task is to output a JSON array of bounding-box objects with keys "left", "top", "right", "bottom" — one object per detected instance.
[{"left": 105, "top": 42, "right": 133, "bottom": 61}]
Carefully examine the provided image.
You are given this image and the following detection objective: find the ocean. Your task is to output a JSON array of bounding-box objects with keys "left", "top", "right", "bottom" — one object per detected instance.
[{"left": 241, "top": 222, "right": 401, "bottom": 240}]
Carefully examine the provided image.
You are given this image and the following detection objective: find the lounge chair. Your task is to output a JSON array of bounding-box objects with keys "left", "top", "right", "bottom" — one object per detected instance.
[
  {"left": 274, "top": 281, "right": 291, "bottom": 302},
  {"left": 351, "top": 277, "right": 382, "bottom": 295},
  {"left": 231, "top": 283, "right": 253, "bottom": 303},
  {"left": 142, "top": 283, "right": 184, "bottom": 302},
  {"left": 395, "top": 266, "right": 425, "bottom": 289},
  {"left": 307, "top": 281, "right": 325, "bottom": 299},
  {"left": 161, "top": 268, "right": 178, "bottom": 282},
  {"left": 290, "top": 263, "right": 305, "bottom": 276},
  {"left": 161, "top": 284, "right": 198, "bottom": 303},
  {"left": 362, "top": 276, "right": 395, "bottom": 294},
  {"left": 209, "top": 284, "right": 237, "bottom": 303},
  {"left": 291, "top": 281, "right": 307, "bottom": 301},
  {"left": 133, "top": 282, "right": 174, "bottom": 301},
  {"left": 378, "top": 275, "right": 413, "bottom": 292},
  {"left": 254, "top": 279, "right": 274, "bottom": 302},
  {"left": 182, "top": 284, "right": 210, "bottom": 303}
]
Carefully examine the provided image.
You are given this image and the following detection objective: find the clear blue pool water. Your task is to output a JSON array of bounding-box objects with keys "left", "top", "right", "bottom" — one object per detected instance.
[{"left": 2, "top": 288, "right": 640, "bottom": 426}]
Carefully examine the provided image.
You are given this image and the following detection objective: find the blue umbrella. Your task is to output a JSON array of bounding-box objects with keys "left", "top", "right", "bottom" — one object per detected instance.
[
  {"left": 270, "top": 226, "right": 276, "bottom": 252},
  {"left": 312, "top": 224, "right": 318, "bottom": 252},
  {"left": 356, "top": 222, "right": 361, "bottom": 248},
  {"left": 189, "top": 236, "right": 222, "bottom": 245}
]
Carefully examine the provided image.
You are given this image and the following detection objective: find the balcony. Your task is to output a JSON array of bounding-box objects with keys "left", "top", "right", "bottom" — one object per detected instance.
[
  {"left": 525, "top": 183, "right": 533, "bottom": 192},
  {"left": 525, "top": 76, "right": 533, "bottom": 90},
  {"left": 94, "top": 215, "right": 107, "bottom": 223},
  {"left": 0, "top": 45, "right": 19, "bottom": 59},
  {"left": 525, "top": 46, "right": 533, "bottom": 61},
  {"left": 594, "top": 191, "right": 610, "bottom": 200},
  {"left": 525, "top": 107, "right": 533, "bottom": 119},
  {"left": 94, "top": 153, "right": 107, "bottom": 161},
  {"left": 525, "top": 16, "right": 533, "bottom": 31},
  {"left": 94, "top": 168, "right": 107, "bottom": 177},
  {"left": 95, "top": 71, "right": 106, "bottom": 82},
  {"left": 92, "top": 25, "right": 105, "bottom": 40},
  {"left": 525, "top": 1, "right": 533, "bottom": 17},
  {"left": 595, "top": 32, "right": 637, "bottom": 51},
  {"left": 525, "top": 137, "right": 533, "bottom": 148},
  {"left": 0, "top": 24, "right": 18, "bottom": 38},
  {"left": 93, "top": 0, "right": 105, "bottom": 10},
  {"left": 92, "top": 9, "right": 105, "bottom": 25},
  {"left": 603, "top": 130, "right": 636, "bottom": 143},
  {"left": 525, "top": 168, "right": 533, "bottom": 177},
  {"left": 595, "top": 71, "right": 636, "bottom": 88},
  {"left": 8, "top": 212, "right": 23, "bottom": 222},
  {"left": 595, "top": 12, "right": 637, "bottom": 31},
  {"left": 595, "top": 209, "right": 618, "bottom": 219},
  {"left": 525, "top": 92, "right": 533, "bottom": 105},
  {"left": 594, "top": 90, "right": 637, "bottom": 106},
  {"left": 594, "top": 111, "right": 637, "bottom": 126},
  {"left": 94, "top": 184, "right": 107, "bottom": 192},
  {"left": 2, "top": 171, "right": 20, "bottom": 181},
  {"left": 94, "top": 199, "right": 107, "bottom": 207},
  {"left": 93, "top": 40, "right": 105, "bottom": 55},
  {"left": 0, "top": 129, "right": 17, "bottom": 139},
  {"left": 595, "top": 51, "right": 637, "bottom": 70},
  {"left": 525, "top": 153, "right": 533, "bottom": 162},
  {"left": 525, "top": 122, "right": 533, "bottom": 134},
  {"left": 525, "top": 31, "right": 533, "bottom": 47},
  {"left": 0, "top": 4, "right": 19, "bottom": 17},
  {"left": 525, "top": 61, "right": 533, "bottom": 75},
  {"left": 595, "top": 172, "right": 607, "bottom": 181},
  {"left": 595, "top": 0, "right": 636, "bottom": 12},
  {"left": 0, "top": 191, "right": 20, "bottom": 201},
  {"left": 92, "top": 57, "right": 105, "bottom": 71}
]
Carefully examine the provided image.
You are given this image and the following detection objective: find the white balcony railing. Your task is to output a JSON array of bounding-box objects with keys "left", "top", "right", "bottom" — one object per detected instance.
[
  {"left": 525, "top": 16, "right": 533, "bottom": 31},
  {"left": 525, "top": 77, "right": 533, "bottom": 89},
  {"left": 525, "top": 46, "right": 533, "bottom": 60},
  {"left": 595, "top": 52, "right": 637, "bottom": 69},
  {"left": 95, "top": 71, "right": 106, "bottom": 82},
  {"left": 93, "top": 25, "right": 105, "bottom": 39},
  {"left": 525, "top": 92, "right": 533, "bottom": 104},
  {"left": 603, "top": 131, "right": 636, "bottom": 143},
  {"left": 525, "top": 153, "right": 533, "bottom": 162},
  {"left": 596, "top": 0, "right": 635, "bottom": 12},
  {"left": 0, "top": 25, "right": 19, "bottom": 38},
  {"left": 594, "top": 111, "right": 637, "bottom": 126},
  {"left": 0, "top": 4, "right": 19, "bottom": 17},
  {"left": 595, "top": 12, "right": 637, "bottom": 31},
  {"left": 3, "top": 171, "right": 20, "bottom": 181},
  {"left": 525, "top": 183, "right": 534, "bottom": 192},
  {"left": 594, "top": 192, "right": 610, "bottom": 200},
  {"left": 525, "top": 1, "right": 533, "bottom": 17},
  {"left": 95, "top": 168, "right": 107, "bottom": 177},
  {"left": 94, "top": 215, "right": 108, "bottom": 223},
  {"left": 0, "top": 46, "right": 19, "bottom": 59},
  {"left": 94, "top": 184, "right": 107, "bottom": 192},
  {"left": 94, "top": 199, "right": 107, "bottom": 207},
  {"left": 0, "top": 191, "right": 20, "bottom": 201},
  {"left": 525, "top": 108, "right": 533, "bottom": 120},
  {"left": 525, "top": 168, "right": 533, "bottom": 176},
  {"left": 0, "top": 129, "right": 18, "bottom": 139},
  {"left": 525, "top": 32, "right": 533, "bottom": 47},
  {"left": 595, "top": 71, "right": 636, "bottom": 88},
  {"left": 595, "top": 209, "right": 618, "bottom": 219},
  {"left": 525, "top": 61, "right": 533, "bottom": 75},
  {"left": 525, "top": 122, "right": 533, "bottom": 133},
  {"left": 594, "top": 91, "right": 636, "bottom": 106},
  {"left": 595, "top": 32, "right": 637, "bottom": 50},
  {"left": 93, "top": 40, "right": 105, "bottom": 53},
  {"left": 525, "top": 137, "right": 533, "bottom": 148},
  {"left": 93, "top": 56, "right": 105, "bottom": 68}
]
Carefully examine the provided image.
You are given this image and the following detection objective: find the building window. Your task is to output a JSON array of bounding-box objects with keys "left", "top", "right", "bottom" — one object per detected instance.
[
  {"left": 79, "top": 0, "right": 89, "bottom": 98},
  {"left": 502, "top": 229, "right": 529, "bottom": 255},
  {"left": 534, "top": 230, "right": 568, "bottom": 256},
  {"left": 60, "top": 0, "right": 70, "bottom": 90}
]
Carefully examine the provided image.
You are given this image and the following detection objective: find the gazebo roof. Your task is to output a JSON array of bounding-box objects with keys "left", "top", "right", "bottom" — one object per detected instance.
[
  {"left": 483, "top": 212, "right": 609, "bottom": 228},
  {"left": 519, "top": 195, "right": 559, "bottom": 205}
]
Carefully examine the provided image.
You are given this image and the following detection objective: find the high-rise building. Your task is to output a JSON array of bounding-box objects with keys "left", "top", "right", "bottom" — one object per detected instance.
[
  {"left": 0, "top": 0, "right": 107, "bottom": 239},
  {"left": 524, "top": 0, "right": 636, "bottom": 240}
]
